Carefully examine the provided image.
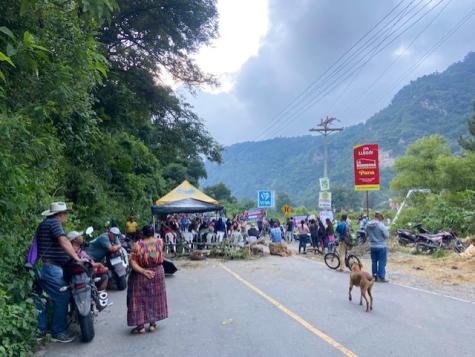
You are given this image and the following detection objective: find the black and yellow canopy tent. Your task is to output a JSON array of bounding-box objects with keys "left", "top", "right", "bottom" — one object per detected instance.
[{"left": 151, "top": 180, "right": 223, "bottom": 215}]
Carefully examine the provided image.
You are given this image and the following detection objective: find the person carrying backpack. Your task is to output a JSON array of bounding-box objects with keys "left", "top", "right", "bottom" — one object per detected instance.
[
  {"left": 335, "top": 214, "right": 351, "bottom": 272},
  {"left": 34, "top": 202, "right": 83, "bottom": 343}
]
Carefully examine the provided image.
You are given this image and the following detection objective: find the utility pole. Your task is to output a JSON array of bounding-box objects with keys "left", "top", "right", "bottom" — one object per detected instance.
[{"left": 309, "top": 116, "right": 344, "bottom": 178}]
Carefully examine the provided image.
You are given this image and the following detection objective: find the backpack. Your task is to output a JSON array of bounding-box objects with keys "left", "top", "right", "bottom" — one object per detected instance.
[
  {"left": 343, "top": 227, "right": 353, "bottom": 247},
  {"left": 336, "top": 222, "right": 353, "bottom": 246},
  {"left": 26, "top": 235, "right": 39, "bottom": 267}
]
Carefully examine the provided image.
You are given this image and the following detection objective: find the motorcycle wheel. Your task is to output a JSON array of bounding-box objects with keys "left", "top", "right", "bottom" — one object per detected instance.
[
  {"left": 398, "top": 237, "right": 411, "bottom": 246},
  {"left": 416, "top": 242, "right": 434, "bottom": 255},
  {"left": 78, "top": 313, "right": 95, "bottom": 342},
  {"left": 324, "top": 252, "right": 340, "bottom": 270},
  {"left": 115, "top": 274, "right": 127, "bottom": 291},
  {"left": 454, "top": 241, "right": 465, "bottom": 253}
]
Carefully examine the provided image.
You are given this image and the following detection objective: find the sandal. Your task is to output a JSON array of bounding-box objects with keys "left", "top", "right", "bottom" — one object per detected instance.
[
  {"left": 131, "top": 326, "right": 145, "bottom": 335},
  {"left": 149, "top": 324, "right": 157, "bottom": 332}
]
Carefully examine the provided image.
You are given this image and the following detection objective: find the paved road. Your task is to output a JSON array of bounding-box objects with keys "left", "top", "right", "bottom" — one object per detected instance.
[{"left": 37, "top": 255, "right": 475, "bottom": 357}]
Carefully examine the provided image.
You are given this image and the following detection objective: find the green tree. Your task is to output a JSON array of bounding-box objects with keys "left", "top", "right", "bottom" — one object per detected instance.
[
  {"left": 459, "top": 103, "right": 475, "bottom": 151},
  {"left": 276, "top": 192, "right": 293, "bottom": 211},
  {"left": 390, "top": 135, "right": 451, "bottom": 193},
  {"left": 0, "top": 1, "right": 222, "bottom": 354},
  {"left": 391, "top": 134, "right": 475, "bottom": 195},
  {"left": 204, "top": 183, "right": 236, "bottom": 202},
  {"left": 332, "top": 186, "right": 362, "bottom": 211},
  {"left": 223, "top": 198, "right": 255, "bottom": 217}
]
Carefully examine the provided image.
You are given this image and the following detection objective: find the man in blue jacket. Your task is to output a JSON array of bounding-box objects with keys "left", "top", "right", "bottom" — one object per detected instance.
[{"left": 365, "top": 212, "right": 390, "bottom": 282}]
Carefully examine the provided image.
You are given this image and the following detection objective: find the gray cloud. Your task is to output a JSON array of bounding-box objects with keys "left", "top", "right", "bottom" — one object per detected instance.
[{"left": 187, "top": 0, "right": 475, "bottom": 145}]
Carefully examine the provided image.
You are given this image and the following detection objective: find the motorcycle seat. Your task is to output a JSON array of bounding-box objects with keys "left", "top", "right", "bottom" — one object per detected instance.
[{"left": 418, "top": 233, "right": 443, "bottom": 240}]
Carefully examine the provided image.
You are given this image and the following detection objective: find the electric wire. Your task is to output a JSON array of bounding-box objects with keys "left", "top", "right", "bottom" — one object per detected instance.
[
  {"left": 335, "top": 0, "right": 453, "bottom": 117},
  {"left": 262, "top": 0, "right": 444, "bottom": 140}
]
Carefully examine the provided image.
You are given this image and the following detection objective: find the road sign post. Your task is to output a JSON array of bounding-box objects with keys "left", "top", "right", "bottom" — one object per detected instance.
[
  {"left": 318, "top": 191, "right": 332, "bottom": 210},
  {"left": 257, "top": 190, "right": 275, "bottom": 208},
  {"left": 319, "top": 177, "right": 330, "bottom": 191},
  {"left": 281, "top": 204, "right": 292, "bottom": 217}
]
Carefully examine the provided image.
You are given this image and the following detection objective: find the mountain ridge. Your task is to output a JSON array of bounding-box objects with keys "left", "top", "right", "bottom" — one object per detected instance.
[{"left": 204, "top": 52, "right": 475, "bottom": 208}]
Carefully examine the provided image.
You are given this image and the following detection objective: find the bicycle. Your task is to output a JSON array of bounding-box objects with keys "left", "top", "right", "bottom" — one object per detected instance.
[{"left": 324, "top": 242, "right": 360, "bottom": 270}]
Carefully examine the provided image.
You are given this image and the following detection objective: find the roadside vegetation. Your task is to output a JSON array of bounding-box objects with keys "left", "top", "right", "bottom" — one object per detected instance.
[
  {"left": 0, "top": 1, "right": 221, "bottom": 355},
  {"left": 390, "top": 124, "right": 475, "bottom": 237}
]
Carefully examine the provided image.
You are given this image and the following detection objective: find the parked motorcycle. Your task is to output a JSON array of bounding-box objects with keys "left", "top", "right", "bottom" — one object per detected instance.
[
  {"left": 61, "top": 260, "right": 108, "bottom": 342},
  {"left": 85, "top": 226, "right": 129, "bottom": 291},
  {"left": 397, "top": 223, "right": 429, "bottom": 246},
  {"left": 415, "top": 229, "right": 465, "bottom": 255},
  {"left": 106, "top": 247, "right": 129, "bottom": 290}
]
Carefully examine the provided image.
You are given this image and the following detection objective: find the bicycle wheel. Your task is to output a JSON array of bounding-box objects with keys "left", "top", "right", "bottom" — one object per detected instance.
[
  {"left": 345, "top": 254, "right": 361, "bottom": 270},
  {"left": 324, "top": 252, "right": 340, "bottom": 270}
]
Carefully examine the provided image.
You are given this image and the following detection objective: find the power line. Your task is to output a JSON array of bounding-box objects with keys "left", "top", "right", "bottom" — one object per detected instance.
[
  {"left": 245, "top": 0, "right": 413, "bottom": 142},
  {"left": 369, "top": 5, "right": 475, "bottom": 117},
  {"left": 263, "top": 0, "right": 444, "bottom": 140},
  {"left": 335, "top": 0, "right": 453, "bottom": 116},
  {"left": 251, "top": 0, "right": 425, "bottom": 142}
]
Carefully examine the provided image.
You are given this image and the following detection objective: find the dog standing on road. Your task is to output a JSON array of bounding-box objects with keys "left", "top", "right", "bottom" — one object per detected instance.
[{"left": 349, "top": 261, "right": 374, "bottom": 312}]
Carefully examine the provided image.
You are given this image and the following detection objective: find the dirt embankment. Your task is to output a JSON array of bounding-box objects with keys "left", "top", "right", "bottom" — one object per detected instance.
[{"left": 350, "top": 239, "right": 475, "bottom": 301}]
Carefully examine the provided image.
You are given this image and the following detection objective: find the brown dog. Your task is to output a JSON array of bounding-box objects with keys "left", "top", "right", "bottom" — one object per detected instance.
[{"left": 349, "top": 261, "right": 374, "bottom": 312}]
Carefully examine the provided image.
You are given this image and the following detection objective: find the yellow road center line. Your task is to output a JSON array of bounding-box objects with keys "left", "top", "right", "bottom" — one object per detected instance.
[{"left": 220, "top": 264, "right": 358, "bottom": 357}]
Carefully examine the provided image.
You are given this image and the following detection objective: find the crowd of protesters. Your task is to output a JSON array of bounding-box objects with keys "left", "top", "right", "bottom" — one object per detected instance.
[{"left": 153, "top": 212, "right": 368, "bottom": 255}]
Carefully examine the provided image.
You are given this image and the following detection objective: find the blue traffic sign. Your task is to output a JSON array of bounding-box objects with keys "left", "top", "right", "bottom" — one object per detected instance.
[{"left": 257, "top": 190, "right": 274, "bottom": 208}]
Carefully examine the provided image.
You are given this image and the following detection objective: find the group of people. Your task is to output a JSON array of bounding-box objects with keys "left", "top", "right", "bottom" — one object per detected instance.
[
  {"left": 286, "top": 217, "right": 336, "bottom": 255},
  {"left": 34, "top": 202, "right": 168, "bottom": 343},
  {"left": 33, "top": 201, "right": 389, "bottom": 343},
  {"left": 282, "top": 213, "right": 389, "bottom": 282}
]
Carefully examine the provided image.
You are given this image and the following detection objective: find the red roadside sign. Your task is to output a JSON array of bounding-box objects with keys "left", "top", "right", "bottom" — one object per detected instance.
[{"left": 353, "top": 144, "right": 380, "bottom": 191}]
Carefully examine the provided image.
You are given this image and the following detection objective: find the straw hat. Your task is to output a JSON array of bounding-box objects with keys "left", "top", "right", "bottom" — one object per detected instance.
[{"left": 41, "top": 202, "right": 70, "bottom": 217}]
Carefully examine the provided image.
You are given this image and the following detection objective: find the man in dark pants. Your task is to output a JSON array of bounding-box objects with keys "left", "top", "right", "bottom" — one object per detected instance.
[
  {"left": 365, "top": 212, "right": 389, "bottom": 282},
  {"left": 37, "top": 202, "right": 82, "bottom": 342}
]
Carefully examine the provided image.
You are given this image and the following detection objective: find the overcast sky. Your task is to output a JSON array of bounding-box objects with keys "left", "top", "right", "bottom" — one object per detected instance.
[{"left": 184, "top": 0, "right": 475, "bottom": 146}]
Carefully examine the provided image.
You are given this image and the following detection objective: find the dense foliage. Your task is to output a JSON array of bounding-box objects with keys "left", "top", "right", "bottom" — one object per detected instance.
[
  {"left": 391, "top": 132, "right": 475, "bottom": 236},
  {"left": 205, "top": 53, "right": 475, "bottom": 208},
  {"left": 203, "top": 182, "right": 236, "bottom": 203},
  {"left": 390, "top": 135, "right": 475, "bottom": 193},
  {"left": 0, "top": 1, "right": 220, "bottom": 355},
  {"left": 459, "top": 104, "right": 475, "bottom": 152}
]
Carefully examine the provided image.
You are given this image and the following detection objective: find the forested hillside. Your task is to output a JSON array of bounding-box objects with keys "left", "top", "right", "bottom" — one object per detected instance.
[
  {"left": 0, "top": 1, "right": 220, "bottom": 354},
  {"left": 205, "top": 53, "right": 475, "bottom": 208}
]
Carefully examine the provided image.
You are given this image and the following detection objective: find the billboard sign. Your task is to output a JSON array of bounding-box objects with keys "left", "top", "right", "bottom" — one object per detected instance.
[
  {"left": 319, "top": 177, "right": 330, "bottom": 191},
  {"left": 243, "top": 208, "right": 266, "bottom": 221},
  {"left": 353, "top": 144, "right": 380, "bottom": 191},
  {"left": 257, "top": 190, "right": 275, "bottom": 208},
  {"left": 318, "top": 191, "right": 332, "bottom": 209}
]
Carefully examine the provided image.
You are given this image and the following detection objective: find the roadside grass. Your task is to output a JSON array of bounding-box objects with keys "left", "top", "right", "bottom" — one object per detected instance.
[{"left": 432, "top": 249, "right": 448, "bottom": 259}]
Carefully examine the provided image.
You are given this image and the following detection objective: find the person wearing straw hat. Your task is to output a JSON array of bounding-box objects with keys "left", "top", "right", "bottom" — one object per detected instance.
[{"left": 36, "top": 202, "right": 82, "bottom": 343}]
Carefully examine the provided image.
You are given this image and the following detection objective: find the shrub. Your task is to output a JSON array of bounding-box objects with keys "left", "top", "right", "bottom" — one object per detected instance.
[{"left": 393, "top": 191, "right": 475, "bottom": 237}]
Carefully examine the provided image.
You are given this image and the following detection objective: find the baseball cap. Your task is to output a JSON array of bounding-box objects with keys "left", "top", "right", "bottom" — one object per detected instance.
[
  {"left": 110, "top": 227, "right": 121, "bottom": 235},
  {"left": 67, "top": 231, "right": 83, "bottom": 241}
]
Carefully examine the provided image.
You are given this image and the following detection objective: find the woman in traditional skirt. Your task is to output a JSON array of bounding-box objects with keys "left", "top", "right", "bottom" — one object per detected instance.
[{"left": 127, "top": 225, "right": 168, "bottom": 334}]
